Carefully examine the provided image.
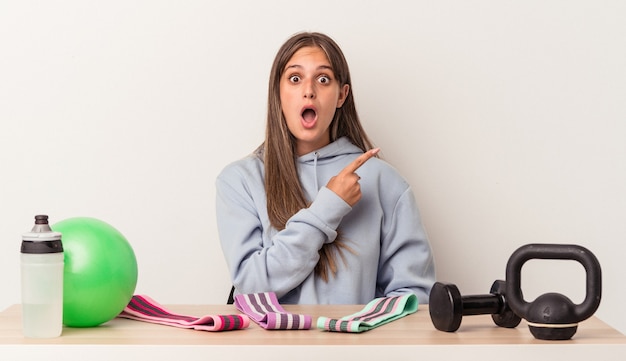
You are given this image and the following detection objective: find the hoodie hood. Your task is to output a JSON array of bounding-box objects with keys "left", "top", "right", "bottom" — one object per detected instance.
[
  {"left": 296, "top": 137, "right": 364, "bottom": 199},
  {"left": 297, "top": 137, "right": 363, "bottom": 165}
]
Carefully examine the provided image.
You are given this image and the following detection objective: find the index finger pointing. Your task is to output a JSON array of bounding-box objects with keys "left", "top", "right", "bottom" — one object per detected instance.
[{"left": 341, "top": 148, "right": 380, "bottom": 175}]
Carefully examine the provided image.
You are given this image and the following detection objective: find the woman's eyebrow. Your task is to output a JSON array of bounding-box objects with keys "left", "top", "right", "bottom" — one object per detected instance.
[{"left": 285, "top": 64, "right": 334, "bottom": 71}]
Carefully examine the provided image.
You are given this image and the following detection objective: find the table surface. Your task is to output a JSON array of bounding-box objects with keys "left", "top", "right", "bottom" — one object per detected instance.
[{"left": 2, "top": 303, "right": 625, "bottom": 360}]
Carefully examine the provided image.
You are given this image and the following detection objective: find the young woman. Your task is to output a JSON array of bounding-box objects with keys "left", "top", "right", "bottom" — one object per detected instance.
[{"left": 216, "top": 32, "right": 435, "bottom": 304}]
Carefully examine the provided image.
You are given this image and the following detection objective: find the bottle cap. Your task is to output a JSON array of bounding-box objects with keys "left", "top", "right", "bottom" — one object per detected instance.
[{"left": 21, "top": 214, "right": 63, "bottom": 254}]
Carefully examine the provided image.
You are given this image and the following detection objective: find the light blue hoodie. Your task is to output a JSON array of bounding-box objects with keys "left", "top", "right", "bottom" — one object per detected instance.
[{"left": 216, "top": 137, "right": 435, "bottom": 304}]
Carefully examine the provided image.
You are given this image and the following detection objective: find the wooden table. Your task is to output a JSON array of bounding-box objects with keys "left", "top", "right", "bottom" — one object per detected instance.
[{"left": 1, "top": 304, "right": 625, "bottom": 360}]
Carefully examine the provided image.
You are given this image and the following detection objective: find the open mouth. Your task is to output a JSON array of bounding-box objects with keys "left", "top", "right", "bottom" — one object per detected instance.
[{"left": 302, "top": 108, "right": 317, "bottom": 125}]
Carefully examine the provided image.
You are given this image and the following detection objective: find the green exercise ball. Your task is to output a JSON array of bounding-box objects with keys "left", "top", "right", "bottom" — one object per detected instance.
[{"left": 52, "top": 217, "right": 138, "bottom": 327}]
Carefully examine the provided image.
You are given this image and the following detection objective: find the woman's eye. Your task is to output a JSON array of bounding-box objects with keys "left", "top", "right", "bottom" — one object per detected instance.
[
  {"left": 289, "top": 75, "right": 301, "bottom": 83},
  {"left": 318, "top": 75, "right": 330, "bottom": 84}
]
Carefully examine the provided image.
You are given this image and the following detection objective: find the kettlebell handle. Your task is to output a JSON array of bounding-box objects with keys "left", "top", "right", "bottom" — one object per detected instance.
[{"left": 505, "top": 244, "right": 602, "bottom": 322}]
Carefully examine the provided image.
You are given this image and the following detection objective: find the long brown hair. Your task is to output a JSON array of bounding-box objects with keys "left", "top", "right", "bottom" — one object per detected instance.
[{"left": 263, "top": 32, "right": 375, "bottom": 281}]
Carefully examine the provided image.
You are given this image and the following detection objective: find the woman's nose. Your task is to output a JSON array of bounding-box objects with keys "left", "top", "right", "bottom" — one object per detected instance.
[{"left": 303, "top": 80, "right": 315, "bottom": 99}]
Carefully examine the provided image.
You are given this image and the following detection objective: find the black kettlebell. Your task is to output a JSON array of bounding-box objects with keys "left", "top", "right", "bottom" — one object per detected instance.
[{"left": 505, "top": 244, "right": 602, "bottom": 340}]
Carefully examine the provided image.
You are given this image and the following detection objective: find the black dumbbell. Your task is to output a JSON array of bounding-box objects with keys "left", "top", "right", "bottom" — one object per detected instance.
[{"left": 429, "top": 280, "right": 521, "bottom": 332}]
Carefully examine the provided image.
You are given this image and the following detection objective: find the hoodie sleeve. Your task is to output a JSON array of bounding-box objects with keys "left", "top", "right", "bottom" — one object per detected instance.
[
  {"left": 216, "top": 161, "right": 352, "bottom": 299},
  {"left": 376, "top": 186, "right": 436, "bottom": 304}
]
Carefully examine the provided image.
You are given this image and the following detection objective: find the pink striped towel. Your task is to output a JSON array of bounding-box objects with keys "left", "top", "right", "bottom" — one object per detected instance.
[
  {"left": 234, "top": 292, "right": 312, "bottom": 330},
  {"left": 118, "top": 295, "right": 250, "bottom": 331}
]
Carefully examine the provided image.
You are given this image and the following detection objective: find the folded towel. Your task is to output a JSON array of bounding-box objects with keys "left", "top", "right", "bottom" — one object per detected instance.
[
  {"left": 317, "top": 293, "right": 418, "bottom": 333},
  {"left": 234, "top": 292, "right": 312, "bottom": 330},
  {"left": 118, "top": 295, "right": 250, "bottom": 331}
]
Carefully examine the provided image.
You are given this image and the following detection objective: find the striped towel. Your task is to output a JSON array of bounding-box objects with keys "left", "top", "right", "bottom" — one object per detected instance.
[
  {"left": 317, "top": 293, "right": 418, "bottom": 333},
  {"left": 118, "top": 295, "right": 250, "bottom": 331},
  {"left": 234, "top": 292, "right": 312, "bottom": 330}
]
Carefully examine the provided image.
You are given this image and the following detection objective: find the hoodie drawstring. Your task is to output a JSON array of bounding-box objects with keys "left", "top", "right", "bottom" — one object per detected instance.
[{"left": 313, "top": 152, "right": 320, "bottom": 190}]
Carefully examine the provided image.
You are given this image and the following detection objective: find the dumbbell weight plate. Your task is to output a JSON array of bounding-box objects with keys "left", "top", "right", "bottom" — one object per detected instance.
[
  {"left": 489, "top": 280, "right": 522, "bottom": 328},
  {"left": 429, "top": 282, "right": 463, "bottom": 332}
]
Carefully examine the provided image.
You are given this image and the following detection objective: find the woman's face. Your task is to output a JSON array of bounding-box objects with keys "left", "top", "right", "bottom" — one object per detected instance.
[{"left": 280, "top": 46, "right": 349, "bottom": 156}]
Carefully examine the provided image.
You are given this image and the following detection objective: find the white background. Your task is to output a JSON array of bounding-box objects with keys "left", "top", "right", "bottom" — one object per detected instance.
[{"left": 1, "top": 1, "right": 624, "bottom": 334}]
